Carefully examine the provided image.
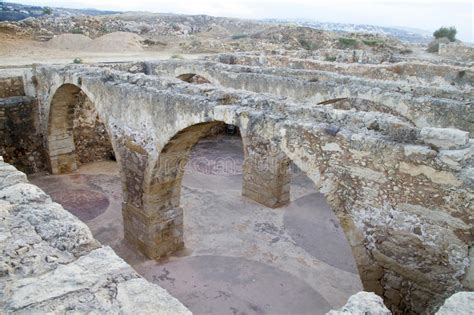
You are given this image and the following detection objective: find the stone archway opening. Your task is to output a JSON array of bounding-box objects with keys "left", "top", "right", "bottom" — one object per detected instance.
[
  {"left": 176, "top": 73, "right": 211, "bottom": 84},
  {"left": 133, "top": 122, "right": 363, "bottom": 314},
  {"left": 46, "top": 84, "right": 115, "bottom": 174}
]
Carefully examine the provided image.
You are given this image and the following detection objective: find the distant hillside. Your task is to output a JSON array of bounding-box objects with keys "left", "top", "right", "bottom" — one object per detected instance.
[
  {"left": 1, "top": 1, "right": 430, "bottom": 44},
  {"left": 263, "top": 19, "right": 432, "bottom": 44},
  {"left": 0, "top": 1, "right": 117, "bottom": 21}
]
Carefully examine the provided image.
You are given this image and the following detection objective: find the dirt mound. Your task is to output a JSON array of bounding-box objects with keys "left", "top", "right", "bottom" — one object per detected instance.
[
  {"left": 45, "top": 32, "right": 144, "bottom": 53},
  {"left": 87, "top": 32, "right": 144, "bottom": 53},
  {"left": 46, "top": 33, "right": 93, "bottom": 50}
]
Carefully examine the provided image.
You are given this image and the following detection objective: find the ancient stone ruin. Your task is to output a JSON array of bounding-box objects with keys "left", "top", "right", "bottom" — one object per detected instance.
[{"left": 0, "top": 52, "right": 473, "bottom": 314}]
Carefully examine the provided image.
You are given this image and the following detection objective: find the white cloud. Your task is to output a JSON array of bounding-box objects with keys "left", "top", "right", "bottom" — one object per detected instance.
[{"left": 7, "top": 0, "right": 474, "bottom": 41}]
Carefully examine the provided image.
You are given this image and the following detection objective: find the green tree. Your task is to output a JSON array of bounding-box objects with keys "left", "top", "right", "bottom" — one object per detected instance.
[
  {"left": 42, "top": 7, "right": 53, "bottom": 15},
  {"left": 433, "top": 26, "right": 457, "bottom": 42}
]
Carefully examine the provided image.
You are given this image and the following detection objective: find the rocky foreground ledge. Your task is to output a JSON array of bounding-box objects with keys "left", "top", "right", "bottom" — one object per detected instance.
[{"left": 0, "top": 156, "right": 190, "bottom": 314}]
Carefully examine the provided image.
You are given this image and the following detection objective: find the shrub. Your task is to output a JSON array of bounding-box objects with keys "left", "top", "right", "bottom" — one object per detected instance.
[
  {"left": 338, "top": 37, "right": 358, "bottom": 48},
  {"left": 70, "top": 28, "right": 83, "bottom": 34},
  {"left": 433, "top": 26, "right": 457, "bottom": 42},
  {"left": 170, "top": 54, "right": 184, "bottom": 59},
  {"left": 231, "top": 34, "right": 248, "bottom": 40},
  {"left": 324, "top": 55, "right": 337, "bottom": 62},
  {"left": 362, "top": 39, "right": 382, "bottom": 46},
  {"left": 73, "top": 57, "right": 82, "bottom": 64},
  {"left": 298, "top": 38, "right": 315, "bottom": 50}
]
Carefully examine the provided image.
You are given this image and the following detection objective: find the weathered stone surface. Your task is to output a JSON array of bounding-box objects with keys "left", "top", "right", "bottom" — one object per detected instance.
[
  {"left": 439, "top": 43, "right": 474, "bottom": 61},
  {"left": 0, "top": 76, "right": 25, "bottom": 98},
  {"left": 116, "top": 278, "right": 191, "bottom": 315},
  {"left": 0, "top": 96, "right": 47, "bottom": 173},
  {"left": 462, "top": 246, "right": 474, "bottom": 290},
  {"left": 7, "top": 247, "right": 132, "bottom": 310},
  {"left": 212, "top": 52, "right": 473, "bottom": 88},
  {"left": 421, "top": 127, "right": 469, "bottom": 149},
  {"left": 0, "top": 158, "right": 190, "bottom": 315},
  {"left": 436, "top": 292, "right": 474, "bottom": 315},
  {"left": 326, "top": 291, "right": 391, "bottom": 315},
  {"left": 73, "top": 93, "right": 114, "bottom": 165}
]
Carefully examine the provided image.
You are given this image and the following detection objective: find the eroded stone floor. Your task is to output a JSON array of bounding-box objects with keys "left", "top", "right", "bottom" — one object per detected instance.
[{"left": 30, "top": 134, "right": 362, "bottom": 315}]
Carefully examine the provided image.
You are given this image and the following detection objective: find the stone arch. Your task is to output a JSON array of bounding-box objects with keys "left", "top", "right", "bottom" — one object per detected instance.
[
  {"left": 234, "top": 117, "right": 383, "bottom": 298},
  {"left": 279, "top": 129, "right": 379, "bottom": 290},
  {"left": 124, "top": 121, "right": 231, "bottom": 258},
  {"left": 46, "top": 83, "right": 116, "bottom": 174},
  {"left": 124, "top": 113, "right": 296, "bottom": 258},
  {"left": 241, "top": 131, "right": 292, "bottom": 208}
]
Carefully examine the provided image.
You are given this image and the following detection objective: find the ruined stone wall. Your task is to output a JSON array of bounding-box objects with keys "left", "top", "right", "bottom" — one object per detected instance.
[
  {"left": 212, "top": 53, "right": 474, "bottom": 87},
  {"left": 439, "top": 43, "right": 474, "bottom": 61},
  {"left": 149, "top": 60, "right": 473, "bottom": 135},
  {"left": 0, "top": 76, "right": 25, "bottom": 98},
  {"left": 286, "top": 48, "right": 396, "bottom": 64},
  {"left": 0, "top": 97, "right": 47, "bottom": 173},
  {"left": 99, "top": 61, "right": 148, "bottom": 74},
  {"left": 73, "top": 93, "right": 114, "bottom": 165},
  {"left": 0, "top": 157, "right": 191, "bottom": 314}
]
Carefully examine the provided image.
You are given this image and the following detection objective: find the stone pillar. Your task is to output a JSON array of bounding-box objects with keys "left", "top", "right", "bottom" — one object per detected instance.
[
  {"left": 122, "top": 203, "right": 184, "bottom": 259},
  {"left": 242, "top": 134, "right": 291, "bottom": 208},
  {"left": 47, "top": 132, "right": 77, "bottom": 174},
  {"left": 46, "top": 84, "right": 80, "bottom": 174},
  {"left": 123, "top": 122, "right": 221, "bottom": 259},
  {"left": 122, "top": 153, "right": 186, "bottom": 258},
  {"left": 114, "top": 137, "right": 181, "bottom": 259}
]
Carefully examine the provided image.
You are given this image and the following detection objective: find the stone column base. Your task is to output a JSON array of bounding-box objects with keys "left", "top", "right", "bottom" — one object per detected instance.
[{"left": 122, "top": 203, "right": 184, "bottom": 259}]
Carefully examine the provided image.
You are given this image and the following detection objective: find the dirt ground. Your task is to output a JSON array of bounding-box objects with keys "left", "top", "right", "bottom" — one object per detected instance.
[
  {"left": 0, "top": 34, "right": 204, "bottom": 67},
  {"left": 30, "top": 134, "right": 362, "bottom": 315}
]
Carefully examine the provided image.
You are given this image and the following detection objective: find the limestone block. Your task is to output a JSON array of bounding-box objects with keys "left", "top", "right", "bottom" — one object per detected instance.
[
  {"left": 116, "top": 278, "right": 192, "bottom": 315},
  {"left": 436, "top": 292, "right": 474, "bottom": 315},
  {"left": 421, "top": 127, "right": 469, "bottom": 149},
  {"left": 326, "top": 291, "right": 391, "bottom": 315},
  {"left": 0, "top": 183, "right": 50, "bottom": 205},
  {"left": 0, "top": 163, "right": 27, "bottom": 190},
  {"left": 7, "top": 247, "right": 131, "bottom": 310},
  {"left": 462, "top": 247, "right": 474, "bottom": 290},
  {"left": 438, "top": 141, "right": 474, "bottom": 168},
  {"left": 0, "top": 172, "right": 27, "bottom": 190}
]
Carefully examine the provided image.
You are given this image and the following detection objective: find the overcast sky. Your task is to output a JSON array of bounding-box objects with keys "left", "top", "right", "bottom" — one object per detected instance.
[{"left": 7, "top": 0, "right": 474, "bottom": 41}]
